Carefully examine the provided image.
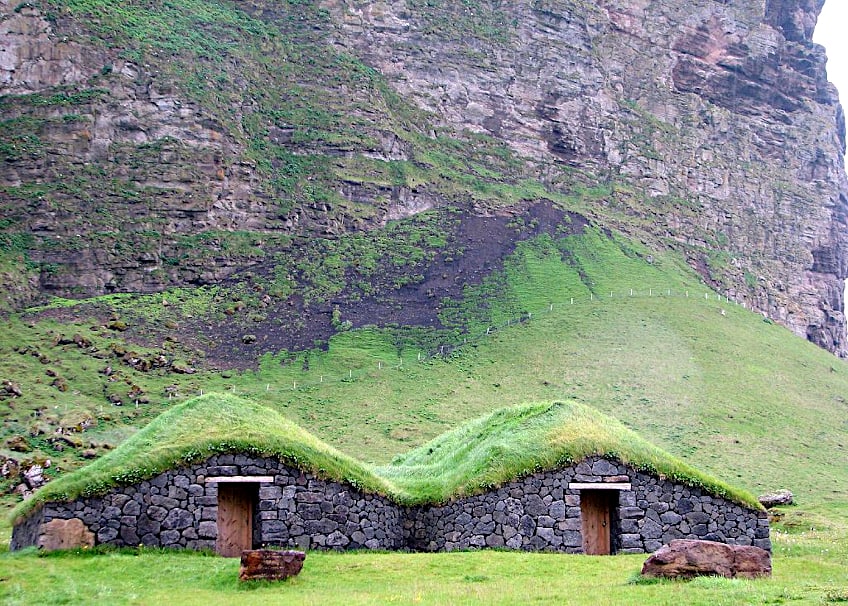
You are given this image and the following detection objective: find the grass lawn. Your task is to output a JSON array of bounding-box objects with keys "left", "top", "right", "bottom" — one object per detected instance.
[{"left": 1, "top": 521, "right": 846, "bottom": 606}]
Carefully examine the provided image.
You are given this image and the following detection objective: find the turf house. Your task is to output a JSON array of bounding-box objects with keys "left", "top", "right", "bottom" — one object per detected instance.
[{"left": 10, "top": 395, "right": 770, "bottom": 556}]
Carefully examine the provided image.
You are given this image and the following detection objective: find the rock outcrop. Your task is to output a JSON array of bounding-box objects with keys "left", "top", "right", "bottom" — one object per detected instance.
[
  {"left": 1, "top": 0, "right": 846, "bottom": 354},
  {"left": 322, "top": 0, "right": 848, "bottom": 354},
  {"left": 1, "top": 0, "right": 265, "bottom": 296},
  {"left": 758, "top": 489, "right": 795, "bottom": 508}
]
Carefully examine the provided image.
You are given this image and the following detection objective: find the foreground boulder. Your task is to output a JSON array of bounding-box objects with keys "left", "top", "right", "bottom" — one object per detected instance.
[
  {"left": 239, "top": 550, "right": 306, "bottom": 582},
  {"left": 641, "top": 539, "right": 771, "bottom": 579},
  {"left": 758, "top": 489, "right": 794, "bottom": 508},
  {"left": 37, "top": 519, "right": 95, "bottom": 551}
]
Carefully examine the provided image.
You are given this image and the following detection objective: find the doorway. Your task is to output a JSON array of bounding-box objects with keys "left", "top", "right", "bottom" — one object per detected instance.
[
  {"left": 580, "top": 490, "right": 618, "bottom": 555},
  {"left": 216, "top": 482, "right": 259, "bottom": 557}
]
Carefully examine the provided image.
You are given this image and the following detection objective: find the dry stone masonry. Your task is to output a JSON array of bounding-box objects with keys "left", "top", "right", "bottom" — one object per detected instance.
[
  {"left": 11, "top": 455, "right": 769, "bottom": 555},
  {"left": 11, "top": 454, "right": 402, "bottom": 552}
]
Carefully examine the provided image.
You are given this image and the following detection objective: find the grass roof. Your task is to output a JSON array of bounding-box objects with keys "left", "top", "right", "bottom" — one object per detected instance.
[
  {"left": 378, "top": 400, "right": 762, "bottom": 509},
  {"left": 12, "top": 394, "right": 762, "bottom": 523},
  {"left": 10, "top": 394, "right": 396, "bottom": 523}
]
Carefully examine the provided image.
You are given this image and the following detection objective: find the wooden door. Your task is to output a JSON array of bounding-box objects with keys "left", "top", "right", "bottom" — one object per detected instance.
[
  {"left": 216, "top": 483, "right": 257, "bottom": 557},
  {"left": 580, "top": 490, "right": 615, "bottom": 555}
]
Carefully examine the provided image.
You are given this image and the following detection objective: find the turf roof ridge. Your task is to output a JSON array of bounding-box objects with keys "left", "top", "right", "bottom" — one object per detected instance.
[{"left": 10, "top": 394, "right": 763, "bottom": 523}]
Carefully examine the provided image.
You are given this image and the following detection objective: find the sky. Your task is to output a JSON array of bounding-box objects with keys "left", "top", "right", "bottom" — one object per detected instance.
[
  {"left": 812, "top": 2, "right": 848, "bottom": 310},
  {"left": 814, "top": 1, "right": 848, "bottom": 113}
]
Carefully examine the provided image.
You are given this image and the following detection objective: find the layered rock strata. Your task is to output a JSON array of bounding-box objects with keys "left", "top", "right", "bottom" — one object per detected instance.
[
  {"left": 2, "top": 0, "right": 846, "bottom": 353},
  {"left": 322, "top": 0, "right": 848, "bottom": 354}
]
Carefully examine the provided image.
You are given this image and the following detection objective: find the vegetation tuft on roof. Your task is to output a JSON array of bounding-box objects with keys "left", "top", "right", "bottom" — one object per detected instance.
[
  {"left": 378, "top": 400, "right": 762, "bottom": 508},
  {"left": 11, "top": 394, "right": 395, "bottom": 523},
  {"left": 12, "top": 395, "right": 762, "bottom": 522}
]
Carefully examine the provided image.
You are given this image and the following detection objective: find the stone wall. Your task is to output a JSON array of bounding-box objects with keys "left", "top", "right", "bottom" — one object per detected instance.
[
  {"left": 621, "top": 470, "right": 771, "bottom": 553},
  {"left": 12, "top": 454, "right": 401, "bottom": 552},
  {"left": 9, "top": 506, "right": 43, "bottom": 551},
  {"left": 403, "top": 458, "right": 770, "bottom": 553},
  {"left": 11, "top": 455, "right": 769, "bottom": 554},
  {"left": 403, "top": 473, "right": 583, "bottom": 552},
  {"left": 256, "top": 470, "right": 403, "bottom": 551}
]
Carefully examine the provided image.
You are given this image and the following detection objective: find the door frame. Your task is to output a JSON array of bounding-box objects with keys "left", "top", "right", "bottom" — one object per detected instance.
[
  {"left": 569, "top": 482, "right": 630, "bottom": 556},
  {"left": 579, "top": 489, "right": 617, "bottom": 555},
  {"left": 207, "top": 476, "right": 272, "bottom": 557}
]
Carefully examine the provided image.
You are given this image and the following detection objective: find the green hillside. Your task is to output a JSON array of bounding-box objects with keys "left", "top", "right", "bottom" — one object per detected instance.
[{"left": 3, "top": 229, "right": 846, "bottom": 520}]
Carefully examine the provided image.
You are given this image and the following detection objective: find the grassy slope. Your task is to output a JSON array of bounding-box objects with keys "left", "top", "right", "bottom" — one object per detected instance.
[
  {"left": 3, "top": 230, "right": 846, "bottom": 514},
  {"left": 2, "top": 232, "right": 847, "bottom": 604}
]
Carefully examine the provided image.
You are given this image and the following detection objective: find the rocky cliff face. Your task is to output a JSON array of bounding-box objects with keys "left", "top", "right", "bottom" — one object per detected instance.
[
  {"left": 321, "top": 0, "right": 848, "bottom": 354},
  {"left": 1, "top": 0, "right": 847, "bottom": 354},
  {"left": 1, "top": 0, "right": 267, "bottom": 296}
]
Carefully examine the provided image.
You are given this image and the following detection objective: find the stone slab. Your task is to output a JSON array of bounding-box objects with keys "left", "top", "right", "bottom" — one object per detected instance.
[
  {"left": 205, "top": 476, "right": 274, "bottom": 484},
  {"left": 37, "top": 518, "right": 95, "bottom": 551},
  {"left": 568, "top": 482, "right": 631, "bottom": 490}
]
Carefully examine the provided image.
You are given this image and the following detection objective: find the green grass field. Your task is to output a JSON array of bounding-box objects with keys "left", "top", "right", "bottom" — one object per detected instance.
[{"left": 1, "top": 519, "right": 846, "bottom": 606}]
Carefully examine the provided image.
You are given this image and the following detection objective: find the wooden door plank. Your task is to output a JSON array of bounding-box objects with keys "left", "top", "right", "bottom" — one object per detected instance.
[
  {"left": 216, "top": 483, "right": 255, "bottom": 557},
  {"left": 581, "top": 490, "right": 612, "bottom": 555}
]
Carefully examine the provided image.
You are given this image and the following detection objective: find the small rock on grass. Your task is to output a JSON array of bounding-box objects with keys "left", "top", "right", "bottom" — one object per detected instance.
[
  {"left": 758, "top": 489, "right": 793, "bottom": 508},
  {"left": 641, "top": 539, "right": 771, "bottom": 579},
  {"left": 239, "top": 550, "right": 306, "bottom": 581}
]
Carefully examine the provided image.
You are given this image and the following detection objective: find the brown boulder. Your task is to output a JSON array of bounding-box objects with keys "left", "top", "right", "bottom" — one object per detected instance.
[
  {"left": 37, "top": 518, "right": 95, "bottom": 551},
  {"left": 5, "top": 435, "right": 31, "bottom": 452},
  {"left": 239, "top": 550, "right": 306, "bottom": 582},
  {"left": 641, "top": 539, "right": 771, "bottom": 579}
]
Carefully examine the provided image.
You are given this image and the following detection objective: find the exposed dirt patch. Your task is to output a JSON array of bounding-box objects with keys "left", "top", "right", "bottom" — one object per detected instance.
[
  {"left": 27, "top": 203, "right": 586, "bottom": 370},
  {"left": 178, "top": 202, "right": 585, "bottom": 369}
]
